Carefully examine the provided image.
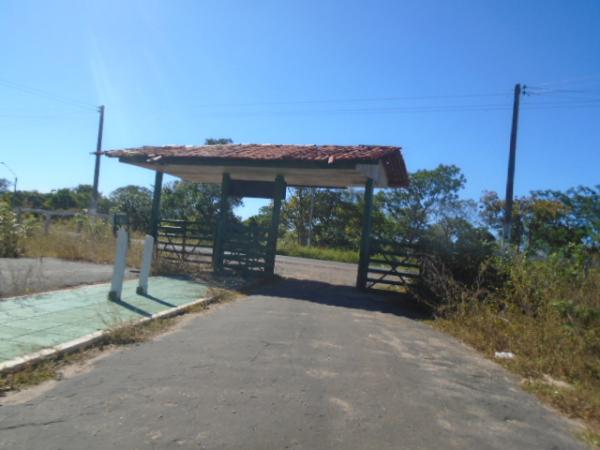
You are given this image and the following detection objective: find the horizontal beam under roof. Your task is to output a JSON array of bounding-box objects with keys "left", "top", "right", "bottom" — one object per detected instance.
[{"left": 125, "top": 159, "right": 389, "bottom": 188}]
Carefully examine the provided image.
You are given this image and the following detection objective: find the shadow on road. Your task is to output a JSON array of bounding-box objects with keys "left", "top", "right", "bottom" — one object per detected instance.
[
  {"left": 247, "top": 277, "right": 431, "bottom": 320},
  {"left": 141, "top": 293, "right": 177, "bottom": 308},
  {"left": 109, "top": 299, "right": 153, "bottom": 318}
]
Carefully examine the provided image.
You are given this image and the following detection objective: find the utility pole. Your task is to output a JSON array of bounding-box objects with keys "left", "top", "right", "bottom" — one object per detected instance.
[
  {"left": 91, "top": 105, "right": 105, "bottom": 214},
  {"left": 503, "top": 84, "right": 523, "bottom": 242}
]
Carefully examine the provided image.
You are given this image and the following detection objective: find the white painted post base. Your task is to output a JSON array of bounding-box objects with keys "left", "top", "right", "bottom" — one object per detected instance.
[
  {"left": 136, "top": 235, "right": 154, "bottom": 295},
  {"left": 108, "top": 227, "right": 129, "bottom": 301}
]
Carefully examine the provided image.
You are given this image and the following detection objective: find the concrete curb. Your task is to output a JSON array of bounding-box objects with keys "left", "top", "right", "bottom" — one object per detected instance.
[{"left": 0, "top": 295, "right": 214, "bottom": 374}]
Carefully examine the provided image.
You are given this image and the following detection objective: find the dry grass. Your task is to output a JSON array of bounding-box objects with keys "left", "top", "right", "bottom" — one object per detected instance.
[
  {"left": 23, "top": 221, "right": 143, "bottom": 267},
  {"left": 0, "top": 351, "right": 85, "bottom": 394},
  {"left": 424, "top": 250, "right": 600, "bottom": 447},
  {"left": 0, "top": 260, "right": 45, "bottom": 297}
]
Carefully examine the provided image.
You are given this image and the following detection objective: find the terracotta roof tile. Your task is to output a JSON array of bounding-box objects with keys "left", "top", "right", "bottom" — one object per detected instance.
[{"left": 104, "top": 144, "right": 409, "bottom": 187}]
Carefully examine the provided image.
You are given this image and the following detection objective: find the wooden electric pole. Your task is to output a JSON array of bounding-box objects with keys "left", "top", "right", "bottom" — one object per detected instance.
[
  {"left": 91, "top": 105, "right": 105, "bottom": 213},
  {"left": 503, "top": 84, "right": 522, "bottom": 242}
]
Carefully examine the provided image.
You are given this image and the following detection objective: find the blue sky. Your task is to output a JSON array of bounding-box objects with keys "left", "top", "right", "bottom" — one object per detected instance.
[{"left": 0, "top": 0, "right": 599, "bottom": 218}]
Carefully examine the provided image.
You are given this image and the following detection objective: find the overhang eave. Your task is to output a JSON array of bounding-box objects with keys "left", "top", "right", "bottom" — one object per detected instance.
[{"left": 119, "top": 158, "right": 392, "bottom": 188}]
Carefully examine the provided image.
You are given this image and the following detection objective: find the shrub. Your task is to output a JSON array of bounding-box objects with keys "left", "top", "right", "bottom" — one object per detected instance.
[{"left": 0, "top": 201, "right": 27, "bottom": 257}]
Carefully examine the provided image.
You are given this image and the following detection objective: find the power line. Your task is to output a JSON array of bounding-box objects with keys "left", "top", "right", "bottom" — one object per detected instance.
[
  {"left": 141, "top": 98, "right": 600, "bottom": 119},
  {"left": 2, "top": 99, "right": 594, "bottom": 120},
  {"left": 0, "top": 79, "right": 597, "bottom": 121},
  {"left": 0, "top": 112, "right": 96, "bottom": 119},
  {"left": 529, "top": 74, "right": 600, "bottom": 88},
  {"left": 0, "top": 77, "right": 97, "bottom": 111},
  {"left": 188, "top": 91, "right": 512, "bottom": 109}
]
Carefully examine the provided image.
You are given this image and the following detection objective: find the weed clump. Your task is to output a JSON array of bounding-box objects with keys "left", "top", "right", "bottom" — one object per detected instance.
[{"left": 0, "top": 202, "right": 27, "bottom": 257}]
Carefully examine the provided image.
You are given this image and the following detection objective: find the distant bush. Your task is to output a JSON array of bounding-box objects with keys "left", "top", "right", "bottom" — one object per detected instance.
[{"left": 0, "top": 201, "right": 27, "bottom": 257}]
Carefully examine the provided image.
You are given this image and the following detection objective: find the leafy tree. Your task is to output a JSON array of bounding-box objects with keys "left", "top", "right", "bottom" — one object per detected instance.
[
  {"left": 281, "top": 188, "right": 313, "bottom": 245},
  {"left": 44, "top": 188, "right": 79, "bottom": 210},
  {"left": 479, "top": 186, "right": 599, "bottom": 252},
  {"left": 14, "top": 190, "right": 45, "bottom": 209},
  {"left": 382, "top": 164, "right": 468, "bottom": 244},
  {"left": 530, "top": 187, "right": 600, "bottom": 250},
  {"left": 245, "top": 204, "right": 274, "bottom": 230},
  {"left": 70, "top": 185, "right": 96, "bottom": 210},
  {"left": 479, "top": 191, "right": 528, "bottom": 247},
  {"left": 161, "top": 181, "right": 241, "bottom": 232},
  {"left": 110, "top": 185, "right": 153, "bottom": 232},
  {"left": 34, "top": 184, "right": 110, "bottom": 212},
  {"left": 280, "top": 188, "right": 365, "bottom": 249},
  {"left": 0, "top": 178, "right": 9, "bottom": 194},
  {"left": 204, "top": 138, "right": 233, "bottom": 145},
  {"left": 310, "top": 189, "right": 362, "bottom": 249}
]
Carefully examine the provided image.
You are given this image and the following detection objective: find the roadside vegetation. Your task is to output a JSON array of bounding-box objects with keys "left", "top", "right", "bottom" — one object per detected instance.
[{"left": 418, "top": 248, "right": 600, "bottom": 446}]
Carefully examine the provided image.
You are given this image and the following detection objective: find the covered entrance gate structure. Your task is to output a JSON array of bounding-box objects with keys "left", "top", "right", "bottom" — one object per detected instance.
[{"left": 104, "top": 144, "right": 409, "bottom": 289}]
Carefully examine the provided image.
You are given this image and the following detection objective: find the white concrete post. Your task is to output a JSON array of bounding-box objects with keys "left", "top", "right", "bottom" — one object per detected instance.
[
  {"left": 108, "top": 227, "right": 129, "bottom": 301},
  {"left": 136, "top": 235, "right": 154, "bottom": 295}
]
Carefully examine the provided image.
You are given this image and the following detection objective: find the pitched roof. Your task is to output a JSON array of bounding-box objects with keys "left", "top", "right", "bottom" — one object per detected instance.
[{"left": 104, "top": 144, "right": 409, "bottom": 188}]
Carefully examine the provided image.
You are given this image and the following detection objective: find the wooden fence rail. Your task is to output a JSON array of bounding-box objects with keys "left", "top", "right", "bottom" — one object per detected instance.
[
  {"left": 365, "top": 239, "right": 425, "bottom": 289},
  {"left": 16, "top": 208, "right": 110, "bottom": 234},
  {"left": 222, "top": 222, "right": 269, "bottom": 273},
  {"left": 156, "top": 219, "right": 270, "bottom": 273},
  {"left": 156, "top": 219, "right": 213, "bottom": 265}
]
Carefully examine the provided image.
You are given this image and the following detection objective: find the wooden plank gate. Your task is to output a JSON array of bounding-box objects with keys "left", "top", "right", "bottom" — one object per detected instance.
[
  {"left": 156, "top": 218, "right": 271, "bottom": 274},
  {"left": 156, "top": 219, "right": 213, "bottom": 265},
  {"left": 221, "top": 222, "right": 270, "bottom": 274},
  {"left": 365, "top": 238, "right": 424, "bottom": 289}
]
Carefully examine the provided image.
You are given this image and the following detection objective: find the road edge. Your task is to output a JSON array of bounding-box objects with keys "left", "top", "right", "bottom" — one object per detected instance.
[{"left": 0, "top": 295, "right": 216, "bottom": 374}]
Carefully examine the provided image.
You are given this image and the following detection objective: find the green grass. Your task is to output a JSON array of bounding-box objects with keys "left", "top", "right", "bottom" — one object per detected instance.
[{"left": 277, "top": 242, "right": 359, "bottom": 263}]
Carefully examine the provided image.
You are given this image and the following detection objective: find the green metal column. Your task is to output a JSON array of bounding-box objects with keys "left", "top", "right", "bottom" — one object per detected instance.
[
  {"left": 149, "top": 171, "right": 164, "bottom": 240},
  {"left": 356, "top": 178, "right": 374, "bottom": 289},
  {"left": 265, "top": 175, "right": 285, "bottom": 276},
  {"left": 213, "top": 173, "right": 231, "bottom": 272}
]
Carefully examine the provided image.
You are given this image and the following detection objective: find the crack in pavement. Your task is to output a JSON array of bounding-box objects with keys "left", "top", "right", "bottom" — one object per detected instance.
[{"left": 0, "top": 418, "right": 65, "bottom": 431}]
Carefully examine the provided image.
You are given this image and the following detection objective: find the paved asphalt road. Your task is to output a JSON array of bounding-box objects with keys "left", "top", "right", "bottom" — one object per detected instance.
[
  {"left": 0, "top": 254, "right": 352, "bottom": 298},
  {"left": 0, "top": 256, "right": 585, "bottom": 449},
  {"left": 0, "top": 257, "right": 136, "bottom": 297}
]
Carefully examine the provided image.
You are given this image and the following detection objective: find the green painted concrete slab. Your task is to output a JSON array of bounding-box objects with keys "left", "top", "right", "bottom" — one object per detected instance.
[{"left": 0, "top": 277, "right": 208, "bottom": 364}]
